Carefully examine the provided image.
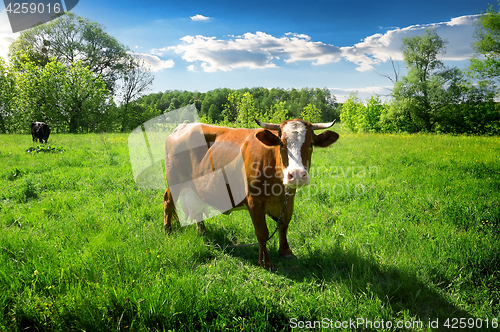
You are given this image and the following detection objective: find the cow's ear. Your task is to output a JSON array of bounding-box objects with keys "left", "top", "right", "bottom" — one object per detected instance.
[
  {"left": 256, "top": 129, "right": 281, "bottom": 146},
  {"left": 313, "top": 130, "right": 339, "bottom": 147}
]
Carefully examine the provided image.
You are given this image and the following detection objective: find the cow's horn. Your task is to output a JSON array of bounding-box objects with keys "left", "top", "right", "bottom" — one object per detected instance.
[
  {"left": 311, "top": 119, "right": 336, "bottom": 130},
  {"left": 255, "top": 119, "right": 280, "bottom": 130}
]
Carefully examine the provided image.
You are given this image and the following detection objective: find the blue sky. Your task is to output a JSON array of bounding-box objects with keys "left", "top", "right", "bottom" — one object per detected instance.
[{"left": 0, "top": 0, "right": 496, "bottom": 102}]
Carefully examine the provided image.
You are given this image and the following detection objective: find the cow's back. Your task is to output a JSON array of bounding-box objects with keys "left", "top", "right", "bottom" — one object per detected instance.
[{"left": 165, "top": 123, "right": 279, "bottom": 211}]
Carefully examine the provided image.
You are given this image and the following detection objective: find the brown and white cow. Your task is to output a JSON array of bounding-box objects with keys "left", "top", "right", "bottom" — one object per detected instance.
[{"left": 163, "top": 119, "right": 339, "bottom": 270}]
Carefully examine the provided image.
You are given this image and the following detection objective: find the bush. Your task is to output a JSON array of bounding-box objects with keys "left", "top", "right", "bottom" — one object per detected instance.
[{"left": 340, "top": 93, "right": 385, "bottom": 133}]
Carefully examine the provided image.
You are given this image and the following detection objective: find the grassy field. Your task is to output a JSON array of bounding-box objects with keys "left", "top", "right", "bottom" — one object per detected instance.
[{"left": 1, "top": 128, "right": 500, "bottom": 331}]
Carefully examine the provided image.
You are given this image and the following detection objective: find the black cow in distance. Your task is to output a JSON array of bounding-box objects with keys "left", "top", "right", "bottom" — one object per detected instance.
[{"left": 31, "top": 122, "right": 50, "bottom": 143}]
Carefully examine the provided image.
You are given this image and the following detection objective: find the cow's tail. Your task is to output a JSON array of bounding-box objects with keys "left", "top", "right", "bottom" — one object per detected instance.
[{"left": 163, "top": 187, "right": 179, "bottom": 232}]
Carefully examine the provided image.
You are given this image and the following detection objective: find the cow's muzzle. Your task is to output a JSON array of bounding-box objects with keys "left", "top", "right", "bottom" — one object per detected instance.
[{"left": 284, "top": 168, "right": 310, "bottom": 188}]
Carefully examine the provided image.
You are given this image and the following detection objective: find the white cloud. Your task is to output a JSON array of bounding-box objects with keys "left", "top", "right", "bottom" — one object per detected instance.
[
  {"left": 0, "top": 33, "right": 16, "bottom": 60},
  {"left": 130, "top": 53, "right": 175, "bottom": 72},
  {"left": 151, "top": 47, "right": 168, "bottom": 56},
  {"left": 342, "top": 14, "right": 478, "bottom": 71},
  {"left": 168, "top": 31, "right": 342, "bottom": 72},
  {"left": 187, "top": 64, "right": 196, "bottom": 71},
  {"left": 190, "top": 14, "right": 210, "bottom": 21},
  {"left": 164, "top": 15, "right": 478, "bottom": 73},
  {"left": 0, "top": 10, "right": 19, "bottom": 60}
]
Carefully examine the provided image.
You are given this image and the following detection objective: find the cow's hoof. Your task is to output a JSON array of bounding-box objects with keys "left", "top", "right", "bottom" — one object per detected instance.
[
  {"left": 264, "top": 264, "right": 276, "bottom": 272},
  {"left": 259, "top": 261, "right": 276, "bottom": 272}
]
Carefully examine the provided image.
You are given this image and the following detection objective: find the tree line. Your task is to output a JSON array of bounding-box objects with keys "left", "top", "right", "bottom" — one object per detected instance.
[{"left": 123, "top": 87, "right": 339, "bottom": 131}]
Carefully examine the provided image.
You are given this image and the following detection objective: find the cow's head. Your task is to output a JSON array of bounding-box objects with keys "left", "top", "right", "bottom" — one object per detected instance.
[{"left": 255, "top": 118, "right": 339, "bottom": 188}]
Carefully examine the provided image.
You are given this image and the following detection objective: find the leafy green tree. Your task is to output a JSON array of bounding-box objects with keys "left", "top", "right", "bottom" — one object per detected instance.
[
  {"left": 267, "top": 101, "right": 289, "bottom": 123},
  {"left": 470, "top": 1, "right": 500, "bottom": 81},
  {"left": 201, "top": 88, "right": 230, "bottom": 120},
  {"left": 340, "top": 93, "right": 363, "bottom": 132},
  {"left": 208, "top": 104, "right": 220, "bottom": 122},
  {"left": 0, "top": 57, "right": 15, "bottom": 133},
  {"left": 167, "top": 97, "right": 181, "bottom": 113},
  {"left": 222, "top": 90, "right": 240, "bottom": 122},
  {"left": 12, "top": 53, "right": 59, "bottom": 132},
  {"left": 301, "top": 102, "right": 322, "bottom": 123},
  {"left": 389, "top": 29, "right": 490, "bottom": 132},
  {"left": 9, "top": 12, "right": 130, "bottom": 93},
  {"left": 13, "top": 53, "right": 115, "bottom": 133},
  {"left": 58, "top": 61, "right": 115, "bottom": 132},
  {"left": 394, "top": 29, "right": 447, "bottom": 131},
  {"left": 436, "top": 80, "right": 499, "bottom": 134},
  {"left": 237, "top": 92, "right": 258, "bottom": 128},
  {"left": 380, "top": 98, "right": 419, "bottom": 133},
  {"left": 364, "top": 95, "right": 384, "bottom": 132}
]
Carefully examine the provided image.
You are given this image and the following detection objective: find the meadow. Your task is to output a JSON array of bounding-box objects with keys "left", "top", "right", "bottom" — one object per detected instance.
[{"left": 1, "top": 127, "right": 499, "bottom": 331}]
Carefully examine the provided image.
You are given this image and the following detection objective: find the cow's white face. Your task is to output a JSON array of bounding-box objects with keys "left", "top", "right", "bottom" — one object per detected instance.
[
  {"left": 282, "top": 121, "right": 310, "bottom": 188},
  {"left": 255, "top": 118, "right": 340, "bottom": 189}
]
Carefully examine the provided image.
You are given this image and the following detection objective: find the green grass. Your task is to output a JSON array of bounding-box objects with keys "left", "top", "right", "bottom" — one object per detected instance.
[{"left": 1, "top": 128, "right": 499, "bottom": 331}]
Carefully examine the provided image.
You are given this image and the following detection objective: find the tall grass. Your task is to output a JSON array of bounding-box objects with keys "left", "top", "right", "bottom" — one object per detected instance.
[{"left": 1, "top": 129, "right": 499, "bottom": 331}]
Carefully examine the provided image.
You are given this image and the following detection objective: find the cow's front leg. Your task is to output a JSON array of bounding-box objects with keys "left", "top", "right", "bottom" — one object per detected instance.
[
  {"left": 279, "top": 200, "right": 296, "bottom": 259},
  {"left": 278, "top": 220, "right": 295, "bottom": 258},
  {"left": 247, "top": 198, "right": 274, "bottom": 270}
]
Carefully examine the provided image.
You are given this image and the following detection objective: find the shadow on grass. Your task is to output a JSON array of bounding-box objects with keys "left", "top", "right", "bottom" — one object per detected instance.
[{"left": 204, "top": 224, "right": 479, "bottom": 331}]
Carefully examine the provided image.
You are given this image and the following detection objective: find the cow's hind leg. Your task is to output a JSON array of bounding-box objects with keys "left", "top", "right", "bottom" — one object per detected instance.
[
  {"left": 163, "top": 188, "right": 179, "bottom": 232},
  {"left": 195, "top": 207, "right": 209, "bottom": 234},
  {"left": 195, "top": 219, "right": 206, "bottom": 234}
]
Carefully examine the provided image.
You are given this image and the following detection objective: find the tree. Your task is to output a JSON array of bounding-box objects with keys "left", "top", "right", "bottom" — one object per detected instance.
[
  {"left": 59, "top": 61, "right": 116, "bottom": 132},
  {"left": 12, "top": 53, "right": 59, "bottom": 132},
  {"left": 340, "top": 93, "right": 363, "bottom": 132},
  {"left": 9, "top": 12, "right": 130, "bottom": 93},
  {"left": 222, "top": 90, "right": 240, "bottom": 122},
  {"left": 267, "top": 101, "right": 289, "bottom": 123},
  {"left": 117, "top": 56, "right": 154, "bottom": 131},
  {"left": 119, "top": 57, "right": 154, "bottom": 109},
  {"left": 386, "top": 28, "right": 499, "bottom": 134},
  {"left": 12, "top": 53, "right": 115, "bottom": 133},
  {"left": 0, "top": 57, "right": 15, "bottom": 133},
  {"left": 301, "top": 103, "right": 322, "bottom": 123},
  {"left": 364, "top": 95, "right": 384, "bottom": 132},
  {"left": 470, "top": 1, "right": 500, "bottom": 81},
  {"left": 236, "top": 92, "right": 258, "bottom": 128},
  {"left": 392, "top": 29, "right": 451, "bottom": 131}
]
